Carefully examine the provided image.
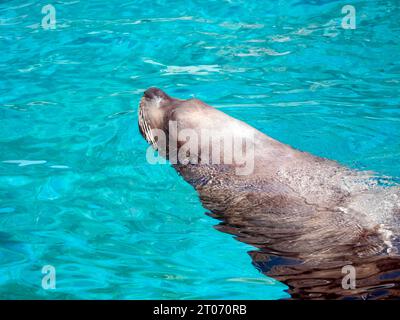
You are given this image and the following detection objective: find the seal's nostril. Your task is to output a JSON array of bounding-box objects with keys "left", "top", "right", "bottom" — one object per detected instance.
[{"left": 144, "top": 87, "right": 169, "bottom": 100}]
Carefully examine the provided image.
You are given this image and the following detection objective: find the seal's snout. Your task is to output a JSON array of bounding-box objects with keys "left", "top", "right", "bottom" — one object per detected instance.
[
  {"left": 144, "top": 87, "right": 169, "bottom": 101},
  {"left": 139, "top": 87, "right": 171, "bottom": 146}
]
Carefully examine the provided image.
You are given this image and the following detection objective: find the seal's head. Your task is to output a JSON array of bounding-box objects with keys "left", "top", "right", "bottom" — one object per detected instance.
[
  {"left": 138, "top": 87, "right": 256, "bottom": 174},
  {"left": 138, "top": 87, "right": 219, "bottom": 149},
  {"left": 138, "top": 87, "right": 216, "bottom": 160},
  {"left": 138, "top": 87, "right": 175, "bottom": 147}
]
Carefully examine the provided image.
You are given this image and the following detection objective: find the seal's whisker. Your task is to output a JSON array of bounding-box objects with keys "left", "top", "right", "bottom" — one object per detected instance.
[{"left": 138, "top": 101, "right": 158, "bottom": 149}]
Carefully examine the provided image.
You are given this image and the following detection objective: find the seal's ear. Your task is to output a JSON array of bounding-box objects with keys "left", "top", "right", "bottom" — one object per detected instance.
[{"left": 144, "top": 87, "right": 170, "bottom": 101}]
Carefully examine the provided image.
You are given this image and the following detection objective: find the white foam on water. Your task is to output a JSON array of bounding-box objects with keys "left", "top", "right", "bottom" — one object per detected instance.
[{"left": 3, "top": 160, "right": 47, "bottom": 167}]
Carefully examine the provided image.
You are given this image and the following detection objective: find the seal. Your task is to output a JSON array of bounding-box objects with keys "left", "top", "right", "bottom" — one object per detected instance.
[{"left": 138, "top": 87, "right": 400, "bottom": 299}]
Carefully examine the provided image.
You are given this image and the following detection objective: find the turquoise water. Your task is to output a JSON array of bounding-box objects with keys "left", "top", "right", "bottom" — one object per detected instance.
[{"left": 0, "top": 0, "right": 399, "bottom": 299}]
